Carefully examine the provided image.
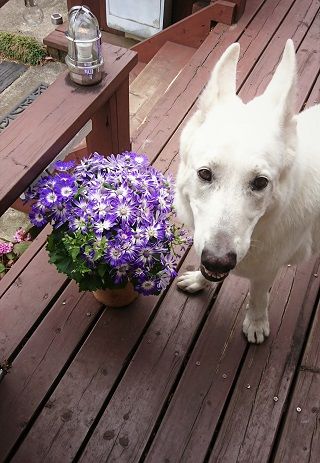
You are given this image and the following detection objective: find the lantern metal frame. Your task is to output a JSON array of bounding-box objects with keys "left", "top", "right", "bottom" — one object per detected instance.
[{"left": 65, "top": 6, "right": 104, "bottom": 86}]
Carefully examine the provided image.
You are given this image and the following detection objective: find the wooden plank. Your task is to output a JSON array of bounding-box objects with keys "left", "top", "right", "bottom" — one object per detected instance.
[
  {"left": 0, "top": 226, "right": 49, "bottom": 299},
  {"left": 77, "top": 252, "right": 219, "bottom": 462},
  {"left": 130, "top": 41, "right": 195, "bottom": 135},
  {"left": 146, "top": 265, "right": 297, "bottom": 461},
  {"left": 88, "top": 77, "right": 132, "bottom": 155},
  {"left": 144, "top": 275, "right": 249, "bottom": 463},
  {"left": 129, "top": 62, "right": 147, "bottom": 85},
  {"left": 114, "top": 77, "right": 131, "bottom": 153},
  {"left": 208, "top": 259, "right": 320, "bottom": 463},
  {"left": 274, "top": 370, "right": 320, "bottom": 463},
  {"left": 0, "top": 44, "right": 137, "bottom": 216},
  {"left": 304, "top": 72, "right": 320, "bottom": 109},
  {"left": 273, "top": 302, "right": 320, "bottom": 463},
  {"left": 131, "top": 0, "right": 294, "bottom": 159},
  {"left": 239, "top": 0, "right": 320, "bottom": 103},
  {"left": 0, "top": 61, "right": 27, "bottom": 93},
  {"left": 0, "top": 283, "right": 103, "bottom": 461},
  {"left": 0, "top": 247, "right": 67, "bottom": 364},
  {"left": 43, "top": 29, "right": 68, "bottom": 53},
  {"left": 12, "top": 249, "right": 217, "bottom": 462},
  {"left": 150, "top": 0, "right": 318, "bottom": 179},
  {"left": 131, "top": 1, "right": 236, "bottom": 64}
]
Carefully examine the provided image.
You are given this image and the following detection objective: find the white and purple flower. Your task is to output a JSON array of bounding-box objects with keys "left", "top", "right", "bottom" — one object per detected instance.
[{"left": 27, "top": 151, "right": 191, "bottom": 295}]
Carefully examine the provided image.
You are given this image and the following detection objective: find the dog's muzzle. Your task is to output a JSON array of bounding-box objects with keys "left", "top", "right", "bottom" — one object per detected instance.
[
  {"left": 200, "top": 248, "right": 237, "bottom": 282},
  {"left": 200, "top": 264, "right": 230, "bottom": 282}
]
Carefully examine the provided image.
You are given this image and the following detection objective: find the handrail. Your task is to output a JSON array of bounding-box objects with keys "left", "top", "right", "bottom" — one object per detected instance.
[{"left": 0, "top": 43, "right": 137, "bottom": 216}]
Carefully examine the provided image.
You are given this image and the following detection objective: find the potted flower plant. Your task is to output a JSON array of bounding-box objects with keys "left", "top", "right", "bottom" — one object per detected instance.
[{"left": 26, "top": 152, "right": 190, "bottom": 306}]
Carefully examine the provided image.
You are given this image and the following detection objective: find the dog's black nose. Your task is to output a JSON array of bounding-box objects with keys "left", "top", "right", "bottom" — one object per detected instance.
[{"left": 201, "top": 248, "right": 237, "bottom": 273}]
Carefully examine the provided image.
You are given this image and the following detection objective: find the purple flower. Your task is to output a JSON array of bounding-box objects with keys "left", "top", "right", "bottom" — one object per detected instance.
[
  {"left": 105, "top": 244, "right": 124, "bottom": 267},
  {"left": 41, "top": 188, "right": 58, "bottom": 207},
  {"left": 54, "top": 160, "right": 75, "bottom": 172},
  {"left": 135, "top": 279, "right": 156, "bottom": 295},
  {"left": 24, "top": 151, "right": 191, "bottom": 295},
  {"left": 29, "top": 207, "right": 47, "bottom": 227},
  {"left": 115, "top": 199, "right": 137, "bottom": 224}
]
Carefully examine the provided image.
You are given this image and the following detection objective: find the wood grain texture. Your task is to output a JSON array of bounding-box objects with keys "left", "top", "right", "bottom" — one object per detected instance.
[
  {"left": 0, "top": 44, "right": 137, "bottom": 216},
  {"left": 0, "top": 283, "right": 102, "bottom": 461},
  {"left": 131, "top": 1, "right": 235, "bottom": 64},
  {"left": 209, "top": 259, "right": 320, "bottom": 463},
  {"left": 274, "top": 300, "right": 320, "bottom": 463},
  {"left": 78, "top": 250, "right": 219, "bottom": 463},
  {"left": 13, "top": 249, "right": 215, "bottom": 463},
  {"left": 0, "top": 246, "right": 67, "bottom": 364},
  {"left": 146, "top": 276, "right": 249, "bottom": 463},
  {"left": 274, "top": 370, "right": 320, "bottom": 463},
  {"left": 0, "top": 61, "right": 27, "bottom": 93},
  {"left": 130, "top": 41, "right": 195, "bottom": 135},
  {"left": 239, "top": 0, "right": 320, "bottom": 103},
  {"left": 133, "top": 0, "right": 300, "bottom": 166},
  {"left": 131, "top": 0, "right": 287, "bottom": 159}
]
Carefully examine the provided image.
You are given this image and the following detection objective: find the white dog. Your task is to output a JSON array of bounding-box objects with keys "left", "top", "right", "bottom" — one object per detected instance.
[{"left": 175, "top": 40, "right": 320, "bottom": 343}]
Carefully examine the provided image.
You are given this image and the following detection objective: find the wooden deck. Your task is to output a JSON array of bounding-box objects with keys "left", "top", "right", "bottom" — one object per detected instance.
[{"left": 0, "top": 0, "right": 319, "bottom": 461}]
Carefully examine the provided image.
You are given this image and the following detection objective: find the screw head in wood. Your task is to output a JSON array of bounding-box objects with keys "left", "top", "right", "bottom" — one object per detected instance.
[
  {"left": 296, "top": 407, "right": 302, "bottom": 413},
  {"left": 273, "top": 396, "right": 279, "bottom": 402},
  {"left": 196, "top": 361, "right": 201, "bottom": 366}
]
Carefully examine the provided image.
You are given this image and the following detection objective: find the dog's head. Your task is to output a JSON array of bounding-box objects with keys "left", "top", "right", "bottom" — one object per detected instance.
[{"left": 175, "top": 40, "right": 297, "bottom": 282}]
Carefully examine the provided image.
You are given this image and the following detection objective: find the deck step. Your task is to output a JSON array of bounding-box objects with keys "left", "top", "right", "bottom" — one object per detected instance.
[{"left": 129, "top": 41, "right": 195, "bottom": 136}]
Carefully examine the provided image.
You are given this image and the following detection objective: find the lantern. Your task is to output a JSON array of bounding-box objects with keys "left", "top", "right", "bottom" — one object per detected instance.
[{"left": 65, "top": 6, "right": 104, "bottom": 86}]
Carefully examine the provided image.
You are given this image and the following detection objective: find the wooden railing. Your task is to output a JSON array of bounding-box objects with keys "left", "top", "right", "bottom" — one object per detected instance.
[{"left": 0, "top": 43, "right": 137, "bottom": 216}]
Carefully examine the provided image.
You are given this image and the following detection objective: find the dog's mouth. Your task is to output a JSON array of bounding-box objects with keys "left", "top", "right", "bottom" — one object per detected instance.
[{"left": 200, "top": 264, "right": 229, "bottom": 282}]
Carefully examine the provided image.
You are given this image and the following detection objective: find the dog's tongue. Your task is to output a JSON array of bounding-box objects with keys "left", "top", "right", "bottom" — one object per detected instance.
[{"left": 200, "top": 264, "right": 229, "bottom": 282}]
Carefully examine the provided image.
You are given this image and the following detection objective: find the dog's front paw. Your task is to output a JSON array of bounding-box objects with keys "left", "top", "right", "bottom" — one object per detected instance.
[
  {"left": 176, "top": 270, "right": 207, "bottom": 293},
  {"left": 243, "top": 314, "right": 270, "bottom": 344}
]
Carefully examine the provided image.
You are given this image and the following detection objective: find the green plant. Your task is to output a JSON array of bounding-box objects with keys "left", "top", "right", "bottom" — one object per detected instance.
[
  {"left": 0, "top": 228, "right": 32, "bottom": 278},
  {"left": 0, "top": 32, "right": 46, "bottom": 65}
]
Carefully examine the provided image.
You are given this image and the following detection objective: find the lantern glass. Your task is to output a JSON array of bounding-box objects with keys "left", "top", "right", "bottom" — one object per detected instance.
[
  {"left": 68, "top": 6, "right": 100, "bottom": 63},
  {"left": 65, "top": 6, "right": 104, "bottom": 86}
]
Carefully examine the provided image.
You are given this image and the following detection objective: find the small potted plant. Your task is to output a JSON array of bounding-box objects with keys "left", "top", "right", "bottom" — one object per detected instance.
[{"left": 25, "top": 152, "right": 191, "bottom": 306}]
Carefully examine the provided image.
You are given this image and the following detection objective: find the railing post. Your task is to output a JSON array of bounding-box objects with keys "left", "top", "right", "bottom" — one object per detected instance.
[{"left": 86, "top": 77, "right": 131, "bottom": 156}]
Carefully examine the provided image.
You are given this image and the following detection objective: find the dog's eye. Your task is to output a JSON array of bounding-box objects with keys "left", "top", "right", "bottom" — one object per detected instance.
[
  {"left": 251, "top": 176, "right": 269, "bottom": 191},
  {"left": 197, "top": 168, "right": 212, "bottom": 182}
]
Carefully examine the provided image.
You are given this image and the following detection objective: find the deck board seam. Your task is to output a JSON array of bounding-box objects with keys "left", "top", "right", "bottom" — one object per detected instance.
[{"left": 5, "top": 304, "right": 106, "bottom": 462}]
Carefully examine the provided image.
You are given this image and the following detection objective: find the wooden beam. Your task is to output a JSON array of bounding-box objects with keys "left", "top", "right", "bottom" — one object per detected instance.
[
  {"left": 132, "top": 1, "right": 236, "bottom": 63},
  {"left": 0, "top": 44, "right": 137, "bottom": 216}
]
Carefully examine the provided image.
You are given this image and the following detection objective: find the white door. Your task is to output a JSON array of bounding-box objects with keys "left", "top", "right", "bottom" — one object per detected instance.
[{"left": 106, "top": 0, "right": 172, "bottom": 39}]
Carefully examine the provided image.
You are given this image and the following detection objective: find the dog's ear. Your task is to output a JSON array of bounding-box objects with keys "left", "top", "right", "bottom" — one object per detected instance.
[
  {"left": 197, "top": 43, "right": 240, "bottom": 117},
  {"left": 262, "top": 39, "right": 297, "bottom": 126}
]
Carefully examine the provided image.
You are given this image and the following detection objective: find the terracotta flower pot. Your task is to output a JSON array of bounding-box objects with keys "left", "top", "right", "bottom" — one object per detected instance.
[{"left": 93, "top": 282, "right": 138, "bottom": 307}]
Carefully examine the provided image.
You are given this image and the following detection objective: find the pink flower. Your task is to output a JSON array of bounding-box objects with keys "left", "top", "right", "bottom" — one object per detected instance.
[
  {"left": 13, "top": 228, "right": 31, "bottom": 243},
  {"left": 0, "top": 242, "right": 13, "bottom": 255}
]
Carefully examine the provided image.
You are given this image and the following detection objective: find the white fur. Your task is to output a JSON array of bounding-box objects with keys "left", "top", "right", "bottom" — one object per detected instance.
[{"left": 175, "top": 40, "right": 320, "bottom": 343}]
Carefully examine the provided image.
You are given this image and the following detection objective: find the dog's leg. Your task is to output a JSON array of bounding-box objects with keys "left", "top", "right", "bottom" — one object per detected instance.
[
  {"left": 243, "top": 276, "right": 275, "bottom": 344},
  {"left": 176, "top": 270, "right": 209, "bottom": 293}
]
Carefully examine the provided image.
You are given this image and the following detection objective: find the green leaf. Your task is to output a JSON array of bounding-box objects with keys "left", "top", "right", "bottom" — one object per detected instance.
[
  {"left": 0, "top": 263, "right": 6, "bottom": 273},
  {"left": 13, "top": 242, "right": 30, "bottom": 256}
]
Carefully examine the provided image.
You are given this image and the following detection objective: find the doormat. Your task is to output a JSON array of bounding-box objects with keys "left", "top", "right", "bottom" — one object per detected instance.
[
  {"left": 0, "top": 60, "right": 27, "bottom": 93},
  {"left": 0, "top": 83, "right": 48, "bottom": 133}
]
